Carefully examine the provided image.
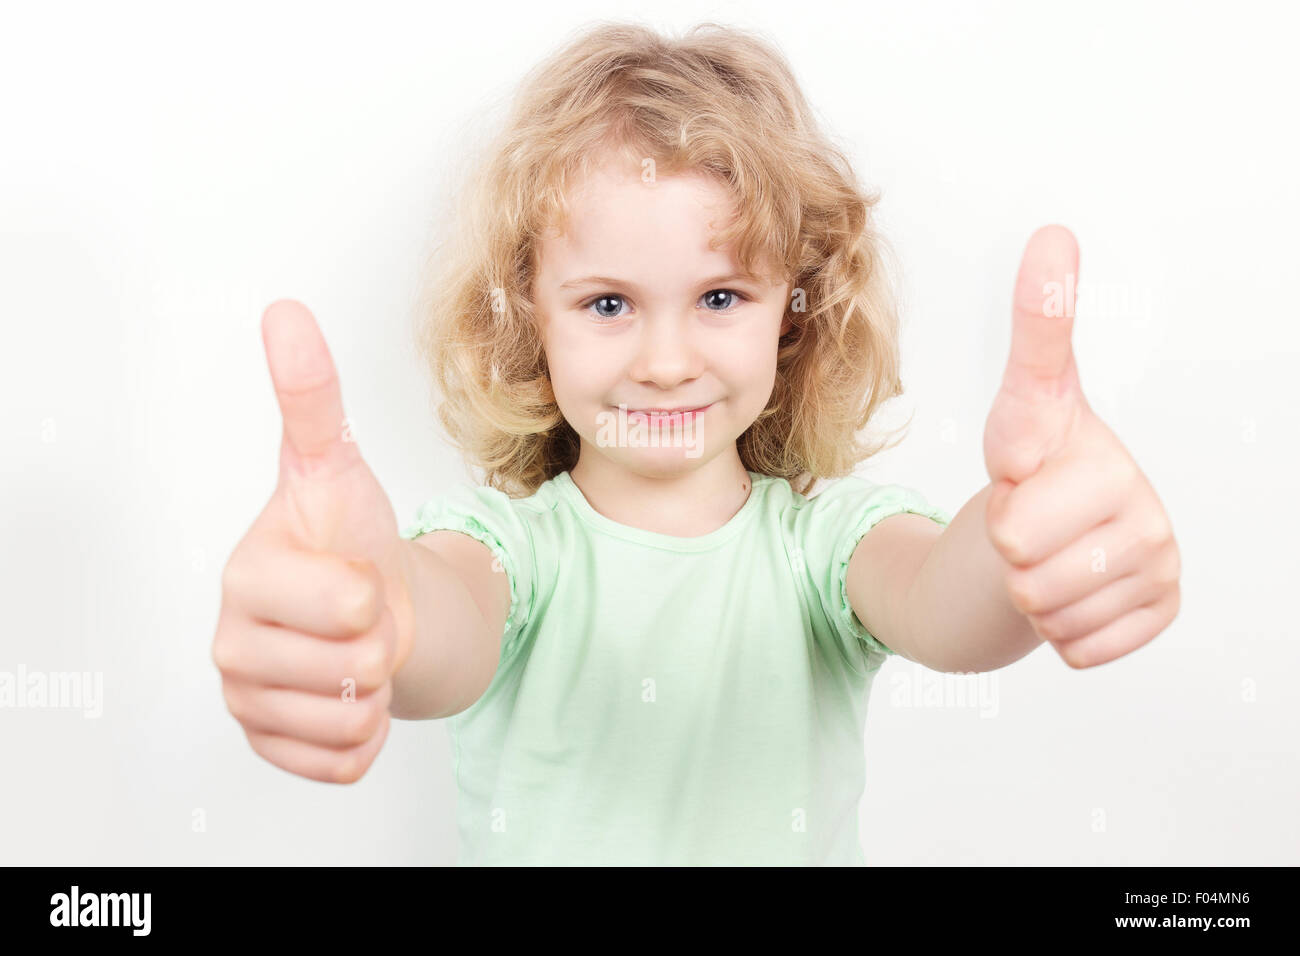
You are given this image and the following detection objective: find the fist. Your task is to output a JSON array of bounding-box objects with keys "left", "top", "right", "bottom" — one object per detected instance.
[
  {"left": 211, "top": 300, "right": 416, "bottom": 783},
  {"left": 982, "top": 226, "right": 1181, "bottom": 669}
]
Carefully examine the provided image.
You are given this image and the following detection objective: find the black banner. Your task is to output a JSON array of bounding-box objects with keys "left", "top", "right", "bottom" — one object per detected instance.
[{"left": 2, "top": 865, "right": 1290, "bottom": 941}]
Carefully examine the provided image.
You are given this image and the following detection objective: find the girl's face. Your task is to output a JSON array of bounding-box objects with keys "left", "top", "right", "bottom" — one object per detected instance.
[{"left": 532, "top": 156, "right": 791, "bottom": 481}]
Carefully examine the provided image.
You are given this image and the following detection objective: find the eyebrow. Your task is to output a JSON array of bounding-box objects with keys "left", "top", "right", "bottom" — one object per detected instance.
[{"left": 557, "top": 273, "right": 761, "bottom": 292}]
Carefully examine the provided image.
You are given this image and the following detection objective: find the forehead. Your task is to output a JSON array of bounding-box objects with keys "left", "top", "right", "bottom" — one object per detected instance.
[{"left": 537, "top": 156, "right": 740, "bottom": 274}]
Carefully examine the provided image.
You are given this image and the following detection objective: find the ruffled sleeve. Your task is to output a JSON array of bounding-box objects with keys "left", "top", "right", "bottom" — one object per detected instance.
[
  {"left": 793, "top": 476, "right": 951, "bottom": 671},
  {"left": 399, "top": 482, "right": 536, "bottom": 664}
]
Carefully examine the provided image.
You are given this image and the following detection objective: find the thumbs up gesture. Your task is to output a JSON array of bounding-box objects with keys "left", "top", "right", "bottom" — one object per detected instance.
[
  {"left": 211, "top": 300, "right": 416, "bottom": 782},
  {"left": 982, "top": 226, "right": 1180, "bottom": 668}
]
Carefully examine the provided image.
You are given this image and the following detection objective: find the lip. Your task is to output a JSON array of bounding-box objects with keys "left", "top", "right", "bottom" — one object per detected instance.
[
  {"left": 620, "top": 402, "right": 713, "bottom": 414},
  {"left": 613, "top": 400, "right": 717, "bottom": 426}
]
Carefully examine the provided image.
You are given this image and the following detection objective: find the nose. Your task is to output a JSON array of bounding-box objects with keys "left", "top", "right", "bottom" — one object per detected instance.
[{"left": 627, "top": 312, "right": 706, "bottom": 389}]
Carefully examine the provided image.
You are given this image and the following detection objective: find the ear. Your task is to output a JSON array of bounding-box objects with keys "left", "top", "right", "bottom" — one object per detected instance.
[{"left": 779, "top": 277, "right": 797, "bottom": 337}]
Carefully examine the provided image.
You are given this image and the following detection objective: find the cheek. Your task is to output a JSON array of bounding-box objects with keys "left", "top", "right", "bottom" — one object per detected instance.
[
  {"left": 717, "top": 337, "right": 778, "bottom": 393},
  {"left": 546, "top": 360, "right": 585, "bottom": 414},
  {"left": 545, "top": 339, "right": 616, "bottom": 411},
  {"left": 541, "top": 324, "right": 585, "bottom": 387}
]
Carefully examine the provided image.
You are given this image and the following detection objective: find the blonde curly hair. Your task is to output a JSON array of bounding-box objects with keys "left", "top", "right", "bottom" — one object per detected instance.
[{"left": 412, "top": 19, "right": 910, "bottom": 498}]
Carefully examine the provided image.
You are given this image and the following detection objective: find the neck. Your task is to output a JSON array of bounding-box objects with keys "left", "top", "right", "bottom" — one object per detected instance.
[{"left": 567, "top": 447, "right": 753, "bottom": 537}]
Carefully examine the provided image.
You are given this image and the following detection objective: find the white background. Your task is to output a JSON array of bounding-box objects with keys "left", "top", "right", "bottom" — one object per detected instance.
[{"left": 2, "top": 0, "right": 1296, "bottom": 865}]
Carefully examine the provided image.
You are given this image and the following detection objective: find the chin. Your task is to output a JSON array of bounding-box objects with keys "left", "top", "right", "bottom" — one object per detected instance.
[{"left": 611, "top": 448, "right": 717, "bottom": 478}]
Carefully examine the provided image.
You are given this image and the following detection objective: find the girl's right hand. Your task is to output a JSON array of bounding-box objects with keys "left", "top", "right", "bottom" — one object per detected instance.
[{"left": 211, "top": 300, "right": 417, "bottom": 784}]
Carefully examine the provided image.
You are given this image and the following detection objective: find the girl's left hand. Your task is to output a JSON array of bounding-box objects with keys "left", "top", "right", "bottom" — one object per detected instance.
[{"left": 981, "top": 225, "right": 1181, "bottom": 668}]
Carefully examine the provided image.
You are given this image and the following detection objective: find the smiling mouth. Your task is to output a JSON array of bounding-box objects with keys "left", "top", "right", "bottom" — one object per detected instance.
[
  {"left": 618, "top": 403, "right": 712, "bottom": 416},
  {"left": 615, "top": 403, "right": 714, "bottom": 422}
]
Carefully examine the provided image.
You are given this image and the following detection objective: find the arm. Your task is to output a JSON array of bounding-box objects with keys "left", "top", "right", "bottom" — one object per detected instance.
[
  {"left": 390, "top": 531, "right": 511, "bottom": 720},
  {"left": 846, "top": 483, "right": 1041, "bottom": 674},
  {"left": 846, "top": 226, "right": 1184, "bottom": 674}
]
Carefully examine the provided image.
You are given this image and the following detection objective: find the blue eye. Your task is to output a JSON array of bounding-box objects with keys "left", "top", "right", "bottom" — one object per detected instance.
[
  {"left": 582, "top": 289, "right": 750, "bottom": 322},
  {"left": 702, "top": 289, "right": 747, "bottom": 312},
  {"left": 585, "top": 294, "right": 628, "bottom": 321}
]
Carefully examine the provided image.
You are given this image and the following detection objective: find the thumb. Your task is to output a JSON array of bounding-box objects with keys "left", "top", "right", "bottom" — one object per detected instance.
[
  {"left": 1004, "top": 223, "right": 1080, "bottom": 397},
  {"left": 984, "top": 226, "right": 1089, "bottom": 485},
  {"left": 262, "top": 299, "right": 360, "bottom": 483}
]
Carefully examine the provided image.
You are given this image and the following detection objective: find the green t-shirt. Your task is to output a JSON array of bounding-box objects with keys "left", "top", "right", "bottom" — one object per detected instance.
[{"left": 399, "top": 469, "right": 951, "bottom": 865}]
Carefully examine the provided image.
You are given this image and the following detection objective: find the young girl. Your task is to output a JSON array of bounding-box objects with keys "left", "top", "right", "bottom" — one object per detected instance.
[{"left": 212, "top": 21, "right": 1181, "bottom": 865}]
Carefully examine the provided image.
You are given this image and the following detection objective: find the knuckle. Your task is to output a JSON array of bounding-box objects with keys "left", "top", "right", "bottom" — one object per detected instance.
[
  {"left": 221, "top": 681, "right": 248, "bottom": 721},
  {"left": 243, "top": 727, "right": 270, "bottom": 760},
  {"left": 1061, "top": 647, "right": 1089, "bottom": 669},
  {"left": 1138, "top": 518, "right": 1170, "bottom": 552},
  {"left": 1034, "top": 613, "right": 1067, "bottom": 643},
  {"left": 1103, "top": 447, "right": 1140, "bottom": 488},
  {"left": 990, "top": 522, "right": 1028, "bottom": 564},
  {"left": 348, "top": 641, "right": 391, "bottom": 690},
  {"left": 1155, "top": 545, "right": 1181, "bottom": 587},
  {"left": 332, "top": 752, "right": 367, "bottom": 784},
  {"left": 1165, "top": 583, "right": 1181, "bottom": 622},
  {"left": 334, "top": 578, "right": 381, "bottom": 634},
  {"left": 987, "top": 517, "right": 1011, "bottom": 549},
  {"left": 1115, "top": 454, "right": 1141, "bottom": 489},
  {"left": 1005, "top": 571, "right": 1038, "bottom": 613},
  {"left": 1055, "top": 636, "right": 1093, "bottom": 668},
  {"left": 340, "top": 700, "right": 379, "bottom": 746},
  {"left": 211, "top": 635, "right": 234, "bottom": 674},
  {"left": 1167, "top": 540, "right": 1183, "bottom": 582},
  {"left": 220, "top": 556, "right": 245, "bottom": 604}
]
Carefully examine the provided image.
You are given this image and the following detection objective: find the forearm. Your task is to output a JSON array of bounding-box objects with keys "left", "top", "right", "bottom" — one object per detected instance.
[
  {"left": 903, "top": 483, "right": 1043, "bottom": 672},
  {"left": 389, "top": 539, "right": 495, "bottom": 721}
]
